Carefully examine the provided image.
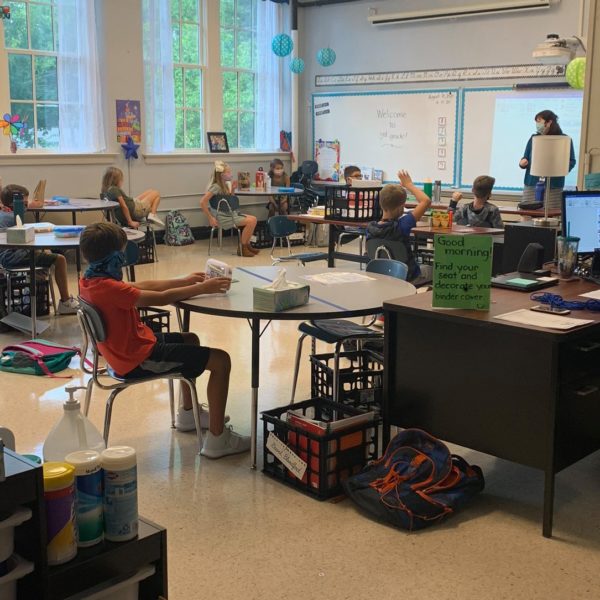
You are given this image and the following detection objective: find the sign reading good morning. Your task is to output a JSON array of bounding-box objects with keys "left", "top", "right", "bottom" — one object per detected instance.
[{"left": 433, "top": 235, "right": 493, "bottom": 311}]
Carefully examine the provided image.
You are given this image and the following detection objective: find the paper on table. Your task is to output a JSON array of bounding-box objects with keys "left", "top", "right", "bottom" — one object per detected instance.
[
  {"left": 494, "top": 309, "right": 593, "bottom": 330},
  {"left": 302, "top": 272, "right": 376, "bottom": 285},
  {"left": 579, "top": 289, "right": 600, "bottom": 300}
]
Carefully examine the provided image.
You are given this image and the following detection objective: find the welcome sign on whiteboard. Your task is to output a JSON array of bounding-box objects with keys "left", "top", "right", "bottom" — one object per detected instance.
[{"left": 313, "top": 90, "right": 458, "bottom": 185}]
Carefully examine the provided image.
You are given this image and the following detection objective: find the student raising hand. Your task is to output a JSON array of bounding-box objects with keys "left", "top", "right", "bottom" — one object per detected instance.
[{"left": 397, "top": 170, "right": 414, "bottom": 188}]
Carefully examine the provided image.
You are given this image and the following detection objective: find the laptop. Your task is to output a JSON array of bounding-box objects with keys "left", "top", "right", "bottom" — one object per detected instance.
[{"left": 491, "top": 272, "right": 559, "bottom": 292}]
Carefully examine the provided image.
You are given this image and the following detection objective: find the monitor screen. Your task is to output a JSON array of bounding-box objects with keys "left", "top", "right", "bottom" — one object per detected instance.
[{"left": 562, "top": 192, "right": 600, "bottom": 253}]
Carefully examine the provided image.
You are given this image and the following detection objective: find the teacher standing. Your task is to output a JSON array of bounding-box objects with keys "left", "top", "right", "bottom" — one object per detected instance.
[{"left": 519, "top": 109, "right": 576, "bottom": 210}]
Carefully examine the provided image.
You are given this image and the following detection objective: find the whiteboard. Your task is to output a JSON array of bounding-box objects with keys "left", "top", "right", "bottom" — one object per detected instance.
[
  {"left": 460, "top": 88, "right": 583, "bottom": 190},
  {"left": 312, "top": 90, "right": 459, "bottom": 185}
]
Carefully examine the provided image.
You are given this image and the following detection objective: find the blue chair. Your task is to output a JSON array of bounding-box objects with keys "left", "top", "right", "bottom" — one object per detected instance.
[
  {"left": 208, "top": 195, "right": 242, "bottom": 256},
  {"left": 267, "top": 216, "right": 328, "bottom": 265},
  {"left": 123, "top": 240, "right": 139, "bottom": 282},
  {"left": 290, "top": 258, "right": 409, "bottom": 404}
]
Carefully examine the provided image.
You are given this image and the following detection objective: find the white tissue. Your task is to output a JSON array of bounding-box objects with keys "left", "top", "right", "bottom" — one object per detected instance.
[
  {"left": 15, "top": 215, "right": 23, "bottom": 228},
  {"left": 265, "top": 269, "right": 291, "bottom": 291}
]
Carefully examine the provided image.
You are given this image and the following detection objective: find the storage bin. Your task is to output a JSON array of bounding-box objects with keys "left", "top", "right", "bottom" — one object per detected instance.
[
  {"left": 0, "top": 555, "right": 35, "bottom": 600},
  {"left": 311, "top": 350, "right": 384, "bottom": 411},
  {"left": 0, "top": 508, "right": 32, "bottom": 564},
  {"left": 136, "top": 231, "right": 156, "bottom": 264},
  {"left": 324, "top": 184, "right": 381, "bottom": 222},
  {"left": 0, "top": 273, "right": 51, "bottom": 316},
  {"left": 64, "top": 564, "right": 155, "bottom": 600},
  {"left": 262, "top": 398, "right": 379, "bottom": 500},
  {"left": 138, "top": 307, "right": 171, "bottom": 334}
]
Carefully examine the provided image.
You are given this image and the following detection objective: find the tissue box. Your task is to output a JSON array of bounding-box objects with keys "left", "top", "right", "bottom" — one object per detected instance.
[
  {"left": 253, "top": 283, "right": 310, "bottom": 312},
  {"left": 6, "top": 225, "right": 35, "bottom": 243}
]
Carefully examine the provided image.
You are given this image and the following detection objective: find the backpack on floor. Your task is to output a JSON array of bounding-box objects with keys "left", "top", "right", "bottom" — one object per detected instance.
[
  {"left": 165, "top": 210, "right": 194, "bottom": 246},
  {"left": 0, "top": 339, "right": 81, "bottom": 377},
  {"left": 343, "top": 428, "right": 485, "bottom": 531}
]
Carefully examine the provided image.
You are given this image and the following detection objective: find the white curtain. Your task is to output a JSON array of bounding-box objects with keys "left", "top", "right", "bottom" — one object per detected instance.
[
  {"left": 256, "top": 1, "right": 282, "bottom": 151},
  {"left": 142, "top": 0, "right": 175, "bottom": 153},
  {"left": 56, "top": 0, "right": 105, "bottom": 153}
]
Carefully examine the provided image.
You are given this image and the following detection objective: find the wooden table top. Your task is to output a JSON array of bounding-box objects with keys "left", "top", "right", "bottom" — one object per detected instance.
[
  {"left": 411, "top": 224, "right": 505, "bottom": 237},
  {"left": 287, "top": 214, "right": 371, "bottom": 228}
]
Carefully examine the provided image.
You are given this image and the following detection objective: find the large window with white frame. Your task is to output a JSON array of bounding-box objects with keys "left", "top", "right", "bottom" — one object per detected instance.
[
  {"left": 171, "top": 0, "right": 205, "bottom": 149},
  {"left": 220, "top": 0, "right": 256, "bottom": 149},
  {"left": 2, "top": 0, "right": 59, "bottom": 149}
]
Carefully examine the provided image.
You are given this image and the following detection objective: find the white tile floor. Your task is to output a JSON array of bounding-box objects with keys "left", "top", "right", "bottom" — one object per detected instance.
[{"left": 1, "top": 239, "right": 600, "bottom": 599}]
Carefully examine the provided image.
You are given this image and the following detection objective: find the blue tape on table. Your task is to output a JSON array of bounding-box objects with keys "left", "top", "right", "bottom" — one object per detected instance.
[
  {"left": 278, "top": 187, "right": 296, "bottom": 193},
  {"left": 51, "top": 196, "right": 70, "bottom": 203}
]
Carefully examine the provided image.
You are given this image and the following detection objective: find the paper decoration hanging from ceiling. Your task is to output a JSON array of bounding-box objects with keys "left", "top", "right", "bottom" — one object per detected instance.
[
  {"left": 290, "top": 57, "right": 305, "bottom": 74},
  {"left": 272, "top": 33, "right": 293, "bottom": 57},
  {"left": 565, "top": 57, "right": 586, "bottom": 89},
  {"left": 317, "top": 48, "right": 336, "bottom": 67}
]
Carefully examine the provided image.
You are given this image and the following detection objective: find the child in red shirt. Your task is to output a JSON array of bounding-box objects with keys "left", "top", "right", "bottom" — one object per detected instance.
[{"left": 79, "top": 222, "right": 249, "bottom": 459}]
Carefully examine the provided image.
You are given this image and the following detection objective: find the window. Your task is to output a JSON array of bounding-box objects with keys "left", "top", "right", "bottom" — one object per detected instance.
[
  {"left": 2, "top": 0, "right": 59, "bottom": 149},
  {"left": 171, "top": 0, "right": 204, "bottom": 149},
  {"left": 220, "top": 0, "right": 256, "bottom": 149}
]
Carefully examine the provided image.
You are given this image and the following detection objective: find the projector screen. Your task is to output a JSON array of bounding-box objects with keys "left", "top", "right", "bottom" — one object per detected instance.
[{"left": 461, "top": 88, "right": 583, "bottom": 190}]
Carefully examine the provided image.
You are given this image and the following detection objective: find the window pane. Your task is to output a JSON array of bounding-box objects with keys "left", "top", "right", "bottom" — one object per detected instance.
[
  {"left": 171, "top": 0, "right": 180, "bottom": 21},
  {"left": 3, "top": 2, "right": 28, "bottom": 49},
  {"left": 181, "top": 0, "right": 199, "bottom": 22},
  {"left": 8, "top": 53, "right": 33, "bottom": 100},
  {"left": 220, "top": 0, "right": 234, "bottom": 26},
  {"left": 239, "top": 111, "right": 255, "bottom": 149},
  {"left": 37, "top": 103, "right": 59, "bottom": 148},
  {"left": 10, "top": 101, "right": 34, "bottom": 149},
  {"left": 236, "top": 29, "right": 253, "bottom": 70},
  {"left": 184, "top": 68, "right": 201, "bottom": 108},
  {"left": 172, "top": 22, "right": 181, "bottom": 63},
  {"left": 174, "top": 67, "right": 183, "bottom": 108},
  {"left": 236, "top": 0, "right": 253, "bottom": 29},
  {"left": 223, "top": 111, "right": 238, "bottom": 149},
  {"left": 35, "top": 56, "right": 57, "bottom": 101},
  {"left": 30, "top": 3, "right": 54, "bottom": 51},
  {"left": 181, "top": 23, "right": 199, "bottom": 64},
  {"left": 239, "top": 72, "right": 254, "bottom": 110},
  {"left": 175, "top": 108, "right": 184, "bottom": 149},
  {"left": 222, "top": 71, "right": 237, "bottom": 110},
  {"left": 220, "top": 27, "right": 234, "bottom": 67},
  {"left": 185, "top": 109, "right": 201, "bottom": 148}
]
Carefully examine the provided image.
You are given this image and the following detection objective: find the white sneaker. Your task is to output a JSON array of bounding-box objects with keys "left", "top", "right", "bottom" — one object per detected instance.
[
  {"left": 175, "top": 404, "right": 230, "bottom": 432},
  {"left": 200, "top": 425, "right": 251, "bottom": 459},
  {"left": 147, "top": 213, "right": 164, "bottom": 226},
  {"left": 57, "top": 296, "right": 80, "bottom": 315}
]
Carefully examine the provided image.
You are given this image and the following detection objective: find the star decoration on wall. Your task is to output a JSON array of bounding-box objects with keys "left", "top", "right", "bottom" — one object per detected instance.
[{"left": 121, "top": 136, "right": 139, "bottom": 160}]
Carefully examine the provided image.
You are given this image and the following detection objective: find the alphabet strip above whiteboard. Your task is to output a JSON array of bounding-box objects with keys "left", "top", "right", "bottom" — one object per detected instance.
[{"left": 315, "top": 64, "right": 566, "bottom": 87}]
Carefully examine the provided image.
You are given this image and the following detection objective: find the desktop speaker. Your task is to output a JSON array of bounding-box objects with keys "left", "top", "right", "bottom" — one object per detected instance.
[{"left": 517, "top": 243, "right": 545, "bottom": 273}]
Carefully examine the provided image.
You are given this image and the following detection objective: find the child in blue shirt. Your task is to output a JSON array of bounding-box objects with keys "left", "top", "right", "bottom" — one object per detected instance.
[{"left": 366, "top": 171, "right": 431, "bottom": 281}]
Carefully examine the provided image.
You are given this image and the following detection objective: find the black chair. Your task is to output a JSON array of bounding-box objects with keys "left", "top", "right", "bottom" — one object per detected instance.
[
  {"left": 207, "top": 195, "right": 243, "bottom": 256},
  {"left": 365, "top": 238, "right": 410, "bottom": 263}
]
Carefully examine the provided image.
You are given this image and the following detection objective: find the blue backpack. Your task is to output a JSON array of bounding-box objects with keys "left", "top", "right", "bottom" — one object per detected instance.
[
  {"left": 343, "top": 429, "right": 484, "bottom": 530},
  {"left": 165, "top": 210, "right": 194, "bottom": 246}
]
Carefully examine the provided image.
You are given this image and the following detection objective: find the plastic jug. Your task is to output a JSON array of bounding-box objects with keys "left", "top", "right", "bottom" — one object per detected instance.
[{"left": 43, "top": 386, "right": 106, "bottom": 462}]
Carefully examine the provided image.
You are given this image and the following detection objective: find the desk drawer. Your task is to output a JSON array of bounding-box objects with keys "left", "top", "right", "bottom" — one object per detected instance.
[{"left": 559, "top": 338, "right": 600, "bottom": 383}]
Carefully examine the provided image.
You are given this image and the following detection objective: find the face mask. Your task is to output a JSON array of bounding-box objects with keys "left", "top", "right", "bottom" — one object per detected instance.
[
  {"left": 273, "top": 170, "right": 284, "bottom": 176},
  {"left": 535, "top": 121, "right": 546, "bottom": 134},
  {"left": 84, "top": 250, "right": 126, "bottom": 281},
  {"left": 222, "top": 173, "right": 232, "bottom": 182}
]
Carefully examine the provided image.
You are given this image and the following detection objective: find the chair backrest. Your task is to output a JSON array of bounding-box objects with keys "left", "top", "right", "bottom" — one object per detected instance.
[
  {"left": 268, "top": 215, "right": 297, "bottom": 238},
  {"left": 366, "top": 258, "right": 408, "bottom": 281},
  {"left": 123, "top": 240, "right": 139, "bottom": 267},
  {"left": 209, "top": 195, "right": 240, "bottom": 212},
  {"left": 366, "top": 238, "right": 410, "bottom": 263},
  {"left": 301, "top": 160, "right": 318, "bottom": 178},
  {"left": 291, "top": 183, "right": 304, "bottom": 192},
  {"left": 78, "top": 297, "right": 107, "bottom": 343}
]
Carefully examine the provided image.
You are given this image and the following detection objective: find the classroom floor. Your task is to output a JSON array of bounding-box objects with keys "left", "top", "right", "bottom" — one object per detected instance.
[{"left": 1, "top": 239, "right": 599, "bottom": 600}]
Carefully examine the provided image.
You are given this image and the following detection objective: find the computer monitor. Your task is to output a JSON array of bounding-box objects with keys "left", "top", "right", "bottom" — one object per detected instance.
[{"left": 562, "top": 191, "right": 600, "bottom": 254}]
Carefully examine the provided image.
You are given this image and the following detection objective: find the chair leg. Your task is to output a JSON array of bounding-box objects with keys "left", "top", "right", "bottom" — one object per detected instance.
[
  {"left": 183, "top": 378, "right": 203, "bottom": 453},
  {"left": 270, "top": 237, "right": 277, "bottom": 261},
  {"left": 286, "top": 236, "right": 292, "bottom": 256},
  {"left": 176, "top": 307, "right": 184, "bottom": 332},
  {"left": 168, "top": 380, "right": 176, "bottom": 428},
  {"left": 151, "top": 227, "right": 158, "bottom": 262},
  {"left": 103, "top": 388, "right": 123, "bottom": 445},
  {"left": 290, "top": 333, "right": 308, "bottom": 404},
  {"left": 83, "top": 379, "right": 94, "bottom": 416},
  {"left": 359, "top": 236, "right": 364, "bottom": 271},
  {"left": 6, "top": 272, "right": 12, "bottom": 314},
  {"left": 208, "top": 228, "right": 213, "bottom": 255},
  {"left": 218, "top": 227, "right": 223, "bottom": 249},
  {"left": 48, "top": 269, "right": 57, "bottom": 314},
  {"left": 332, "top": 341, "right": 344, "bottom": 404}
]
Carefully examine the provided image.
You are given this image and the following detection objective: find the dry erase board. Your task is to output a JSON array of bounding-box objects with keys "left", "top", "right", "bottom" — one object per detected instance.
[
  {"left": 312, "top": 90, "right": 459, "bottom": 185},
  {"left": 460, "top": 88, "right": 583, "bottom": 191}
]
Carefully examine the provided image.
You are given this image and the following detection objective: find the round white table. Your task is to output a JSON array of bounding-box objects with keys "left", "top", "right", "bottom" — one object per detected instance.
[
  {"left": 175, "top": 264, "right": 416, "bottom": 467},
  {"left": 29, "top": 198, "right": 119, "bottom": 225},
  {"left": 235, "top": 187, "right": 304, "bottom": 197}
]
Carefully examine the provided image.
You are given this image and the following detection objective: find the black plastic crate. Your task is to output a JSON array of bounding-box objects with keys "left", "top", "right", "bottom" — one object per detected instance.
[
  {"left": 137, "top": 230, "right": 156, "bottom": 264},
  {"left": 324, "top": 184, "right": 381, "bottom": 222},
  {"left": 0, "top": 273, "right": 50, "bottom": 316},
  {"left": 262, "top": 398, "right": 379, "bottom": 500},
  {"left": 311, "top": 350, "right": 384, "bottom": 411},
  {"left": 138, "top": 307, "right": 171, "bottom": 333}
]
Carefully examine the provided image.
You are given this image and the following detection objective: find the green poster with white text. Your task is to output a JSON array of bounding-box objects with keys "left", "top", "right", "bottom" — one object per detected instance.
[{"left": 432, "top": 235, "right": 492, "bottom": 310}]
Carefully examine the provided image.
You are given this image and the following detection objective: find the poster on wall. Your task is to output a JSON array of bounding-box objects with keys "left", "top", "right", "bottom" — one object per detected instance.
[
  {"left": 116, "top": 100, "right": 142, "bottom": 144},
  {"left": 314, "top": 139, "right": 341, "bottom": 181}
]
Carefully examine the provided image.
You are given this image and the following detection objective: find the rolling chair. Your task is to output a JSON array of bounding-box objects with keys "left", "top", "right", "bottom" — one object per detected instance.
[
  {"left": 267, "top": 216, "right": 328, "bottom": 265},
  {"left": 207, "top": 195, "right": 243, "bottom": 256},
  {"left": 77, "top": 298, "right": 204, "bottom": 451},
  {"left": 289, "top": 258, "right": 409, "bottom": 404}
]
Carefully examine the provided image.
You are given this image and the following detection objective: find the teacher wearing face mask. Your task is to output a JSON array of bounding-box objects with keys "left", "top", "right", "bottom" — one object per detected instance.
[{"left": 519, "top": 109, "right": 576, "bottom": 210}]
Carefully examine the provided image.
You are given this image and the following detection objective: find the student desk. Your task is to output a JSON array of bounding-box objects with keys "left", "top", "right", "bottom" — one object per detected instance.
[
  {"left": 28, "top": 198, "right": 119, "bottom": 225},
  {"left": 175, "top": 264, "right": 416, "bottom": 468},
  {"left": 411, "top": 224, "right": 505, "bottom": 238},
  {"left": 383, "top": 279, "right": 600, "bottom": 537},
  {"left": 405, "top": 201, "right": 562, "bottom": 219}
]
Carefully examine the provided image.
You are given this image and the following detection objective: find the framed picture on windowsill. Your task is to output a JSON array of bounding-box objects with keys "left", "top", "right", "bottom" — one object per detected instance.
[{"left": 207, "top": 132, "right": 230, "bottom": 153}]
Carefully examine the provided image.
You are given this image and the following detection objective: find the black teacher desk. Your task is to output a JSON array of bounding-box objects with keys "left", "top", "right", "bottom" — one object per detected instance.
[{"left": 383, "top": 280, "right": 600, "bottom": 537}]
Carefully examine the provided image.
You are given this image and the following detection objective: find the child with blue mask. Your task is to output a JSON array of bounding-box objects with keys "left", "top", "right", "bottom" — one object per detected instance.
[{"left": 79, "top": 222, "right": 250, "bottom": 458}]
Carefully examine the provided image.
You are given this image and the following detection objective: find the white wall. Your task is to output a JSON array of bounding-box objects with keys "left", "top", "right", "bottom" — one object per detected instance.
[
  {"left": 298, "top": 0, "right": 587, "bottom": 161},
  {"left": 0, "top": 0, "right": 291, "bottom": 227}
]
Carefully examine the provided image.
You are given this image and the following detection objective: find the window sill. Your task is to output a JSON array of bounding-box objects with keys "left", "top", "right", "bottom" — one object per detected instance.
[
  {"left": 143, "top": 150, "right": 291, "bottom": 165},
  {"left": 0, "top": 153, "right": 119, "bottom": 166}
]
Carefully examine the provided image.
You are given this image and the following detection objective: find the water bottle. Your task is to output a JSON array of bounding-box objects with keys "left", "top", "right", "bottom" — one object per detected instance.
[
  {"left": 12, "top": 191, "right": 25, "bottom": 224},
  {"left": 423, "top": 179, "right": 433, "bottom": 199},
  {"left": 535, "top": 178, "right": 546, "bottom": 204},
  {"left": 433, "top": 180, "right": 442, "bottom": 205}
]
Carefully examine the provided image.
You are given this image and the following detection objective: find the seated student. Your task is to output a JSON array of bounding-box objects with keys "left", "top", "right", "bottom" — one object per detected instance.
[
  {"left": 79, "top": 222, "right": 250, "bottom": 458},
  {"left": 0, "top": 184, "right": 79, "bottom": 314},
  {"left": 449, "top": 175, "right": 503, "bottom": 229},
  {"left": 366, "top": 170, "right": 431, "bottom": 282},
  {"left": 267, "top": 158, "right": 291, "bottom": 218},
  {"left": 101, "top": 167, "right": 164, "bottom": 228}
]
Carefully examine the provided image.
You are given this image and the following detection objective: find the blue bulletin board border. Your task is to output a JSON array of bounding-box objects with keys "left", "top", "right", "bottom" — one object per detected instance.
[{"left": 312, "top": 89, "right": 460, "bottom": 187}]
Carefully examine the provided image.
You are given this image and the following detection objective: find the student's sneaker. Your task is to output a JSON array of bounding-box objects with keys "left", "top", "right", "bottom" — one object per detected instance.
[
  {"left": 57, "top": 296, "right": 80, "bottom": 315},
  {"left": 147, "top": 213, "right": 165, "bottom": 226},
  {"left": 175, "top": 404, "right": 230, "bottom": 432},
  {"left": 200, "top": 425, "right": 251, "bottom": 459}
]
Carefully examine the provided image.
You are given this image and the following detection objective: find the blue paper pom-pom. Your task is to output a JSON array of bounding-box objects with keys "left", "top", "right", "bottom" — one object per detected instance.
[
  {"left": 290, "top": 57, "right": 305, "bottom": 74},
  {"left": 317, "top": 47, "right": 336, "bottom": 67},
  {"left": 272, "top": 33, "right": 293, "bottom": 57}
]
